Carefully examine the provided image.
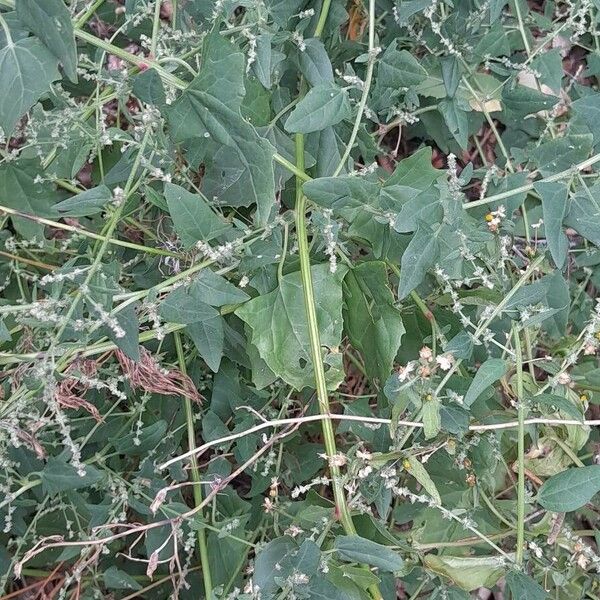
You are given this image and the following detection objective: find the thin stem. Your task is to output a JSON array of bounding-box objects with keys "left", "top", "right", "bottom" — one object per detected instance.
[
  {"left": 74, "top": 0, "right": 106, "bottom": 29},
  {"left": 480, "top": 489, "right": 516, "bottom": 529},
  {"left": 295, "top": 136, "right": 356, "bottom": 529},
  {"left": 513, "top": 325, "right": 525, "bottom": 565},
  {"left": 333, "top": 0, "right": 375, "bottom": 176},
  {"left": 174, "top": 333, "right": 212, "bottom": 598},
  {"left": 313, "top": 0, "right": 332, "bottom": 37},
  {"left": 0, "top": 12, "right": 13, "bottom": 45},
  {"left": 462, "top": 77, "right": 514, "bottom": 172},
  {"left": 466, "top": 152, "right": 600, "bottom": 209},
  {"left": 53, "top": 132, "right": 150, "bottom": 344},
  {"left": 150, "top": 0, "right": 162, "bottom": 57},
  {"left": 273, "top": 152, "right": 311, "bottom": 181},
  {"left": 511, "top": 0, "right": 531, "bottom": 55},
  {"left": 0, "top": 204, "right": 178, "bottom": 257}
]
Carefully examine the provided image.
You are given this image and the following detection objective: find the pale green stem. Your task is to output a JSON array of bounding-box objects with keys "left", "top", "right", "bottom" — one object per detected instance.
[
  {"left": 74, "top": 0, "right": 106, "bottom": 28},
  {"left": 466, "top": 153, "right": 600, "bottom": 209},
  {"left": 313, "top": 0, "right": 332, "bottom": 37},
  {"left": 150, "top": 0, "right": 162, "bottom": 57},
  {"left": 53, "top": 131, "right": 150, "bottom": 345},
  {"left": 295, "top": 135, "right": 354, "bottom": 528},
  {"left": 174, "top": 333, "right": 212, "bottom": 598},
  {"left": 333, "top": 0, "right": 375, "bottom": 176},
  {"left": 513, "top": 325, "right": 525, "bottom": 565}
]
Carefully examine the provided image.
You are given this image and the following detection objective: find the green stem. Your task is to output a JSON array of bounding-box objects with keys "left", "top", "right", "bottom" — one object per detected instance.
[
  {"left": 74, "top": 0, "right": 106, "bottom": 29},
  {"left": 480, "top": 488, "right": 516, "bottom": 529},
  {"left": 174, "top": 333, "right": 212, "bottom": 598},
  {"left": 0, "top": 12, "right": 13, "bottom": 45},
  {"left": 313, "top": 0, "right": 332, "bottom": 37},
  {"left": 150, "top": 0, "right": 162, "bottom": 57},
  {"left": 513, "top": 325, "right": 525, "bottom": 565},
  {"left": 548, "top": 435, "right": 585, "bottom": 467},
  {"left": 511, "top": 0, "right": 531, "bottom": 55},
  {"left": 0, "top": 205, "right": 177, "bottom": 258},
  {"left": 295, "top": 135, "right": 352, "bottom": 527},
  {"left": 53, "top": 131, "right": 150, "bottom": 344},
  {"left": 467, "top": 152, "right": 600, "bottom": 209},
  {"left": 273, "top": 152, "right": 311, "bottom": 181},
  {"left": 293, "top": 7, "right": 383, "bottom": 594},
  {"left": 462, "top": 76, "right": 514, "bottom": 172},
  {"left": 333, "top": 0, "right": 375, "bottom": 176}
]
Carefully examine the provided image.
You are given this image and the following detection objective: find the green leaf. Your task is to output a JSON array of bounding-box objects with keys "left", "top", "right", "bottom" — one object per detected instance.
[
  {"left": 115, "top": 420, "right": 168, "bottom": 455},
  {"left": 571, "top": 93, "right": 600, "bottom": 144},
  {"left": 132, "top": 68, "right": 166, "bottom": 107},
  {"left": 0, "top": 161, "right": 62, "bottom": 238},
  {"left": 394, "top": 0, "right": 433, "bottom": 23},
  {"left": 160, "top": 287, "right": 221, "bottom": 324},
  {"left": 398, "top": 222, "right": 439, "bottom": 299},
  {"left": 343, "top": 261, "right": 404, "bottom": 382},
  {"left": 190, "top": 270, "right": 250, "bottom": 307},
  {"left": 377, "top": 41, "right": 428, "bottom": 89},
  {"left": 537, "top": 465, "right": 600, "bottom": 512},
  {"left": 0, "top": 320, "right": 11, "bottom": 344},
  {"left": 441, "top": 55, "right": 461, "bottom": 98},
  {"left": 308, "top": 574, "right": 366, "bottom": 599},
  {"left": 423, "top": 554, "right": 509, "bottom": 591},
  {"left": 463, "top": 359, "right": 507, "bottom": 407},
  {"left": 166, "top": 34, "right": 275, "bottom": 224},
  {"left": 530, "top": 49, "right": 564, "bottom": 95},
  {"left": 334, "top": 535, "right": 404, "bottom": 572},
  {"left": 502, "top": 84, "right": 558, "bottom": 116},
  {"left": 564, "top": 185, "right": 600, "bottom": 246},
  {"left": 253, "top": 537, "right": 297, "bottom": 596},
  {"left": 16, "top": 0, "right": 77, "bottom": 82},
  {"left": 164, "top": 182, "right": 230, "bottom": 247},
  {"left": 505, "top": 570, "right": 549, "bottom": 600},
  {"left": 41, "top": 457, "right": 104, "bottom": 496},
  {"left": 251, "top": 33, "right": 278, "bottom": 89},
  {"left": 438, "top": 98, "right": 469, "bottom": 149},
  {"left": 533, "top": 181, "right": 569, "bottom": 269},
  {"left": 490, "top": 0, "right": 507, "bottom": 22},
  {"left": 531, "top": 135, "right": 592, "bottom": 178},
  {"left": 54, "top": 185, "right": 113, "bottom": 217},
  {"left": 503, "top": 271, "right": 570, "bottom": 337},
  {"left": 383, "top": 146, "right": 443, "bottom": 202},
  {"left": 297, "top": 38, "right": 334, "bottom": 86},
  {"left": 285, "top": 82, "right": 351, "bottom": 133},
  {"left": 103, "top": 566, "right": 142, "bottom": 591},
  {"left": 188, "top": 316, "right": 224, "bottom": 372},
  {"left": 304, "top": 147, "right": 441, "bottom": 216},
  {"left": 440, "top": 404, "right": 470, "bottom": 434},
  {"left": 405, "top": 455, "right": 441, "bottom": 504},
  {"left": 0, "top": 12, "right": 29, "bottom": 47},
  {"left": 241, "top": 76, "right": 271, "bottom": 125},
  {"left": 444, "top": 331, "right": 473, "bottom": 360},
  {"left": 532, "top": 393, "right": 583, "bottom": 422},
  {"left": 0, "top": 37, "right": 60, "bottom": 135},
  {"left": 106, "top": 302, "right": 140, "bottom": 362},
  {"left": 422, "top": 396, "right": 441, "bottom": 439},
  {"left": 236, "top": 264, "right": 348, "bottom": 390},
  {"left": 303, "top": 176, "right": 378, "bottom": 210}
]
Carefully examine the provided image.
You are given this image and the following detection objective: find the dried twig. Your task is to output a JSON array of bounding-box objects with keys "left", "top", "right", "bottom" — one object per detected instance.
[
  {"left": 116, "top": 347, "right": 202, "bottom": 403},
  {"left": 159, "top": 413, "right": 600, "bottom": 470}
]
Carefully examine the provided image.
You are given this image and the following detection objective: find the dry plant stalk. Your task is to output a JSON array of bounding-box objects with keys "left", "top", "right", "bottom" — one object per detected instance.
[
  {"left": 55, "top": 360, "right": 103, "bottom": 421},
  {"left": 116, "top": 347, "right": 202, "bottom": 403}
]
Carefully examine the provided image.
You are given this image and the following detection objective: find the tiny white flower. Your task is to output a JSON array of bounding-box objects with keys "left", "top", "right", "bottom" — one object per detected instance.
[{"left": 436, "top": 353, "right": 454, "bottom": 371}]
